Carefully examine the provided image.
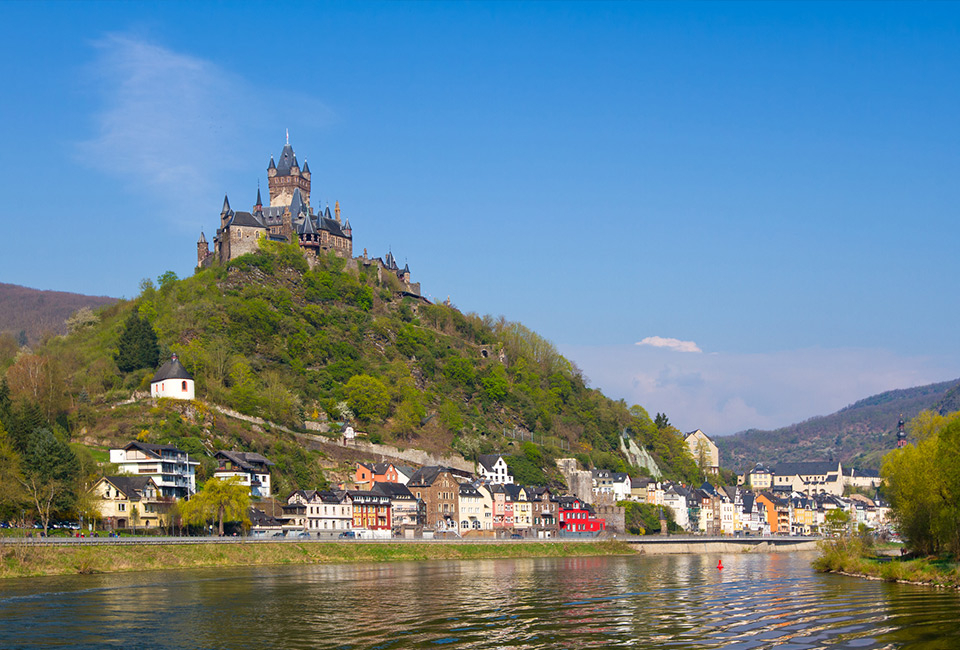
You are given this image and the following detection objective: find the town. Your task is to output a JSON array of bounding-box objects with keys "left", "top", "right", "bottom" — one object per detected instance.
[{"left": 85, "top": 356, "right": 889, "bottom": 540}]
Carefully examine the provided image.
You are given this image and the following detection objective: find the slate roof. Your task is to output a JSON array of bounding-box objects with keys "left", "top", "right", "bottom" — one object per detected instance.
[
  {"left": 152, "top": 355, "right": 194, "bottom": 383},
  {"left": 477, "top": 454, "right": 505, "bottom": 472},
  {"left": 408, "top": 466, "right": 447, "bottom": 487},
  {"left": 276, "top": 143, "right": 298, "bottom": 176},
  {"left": 215, "top": 450, "right": 274, "bottom": 471},
  {"left": 771, "top": 461, "right": 840, "bottom": 477},
  {"left": 459, "top": 483, "right": 482, "bottom": 498},
  {"left": 371, "top": 482, "right": 415, "bottom": 500},
  {"left": 122, "top": 440, "right": 187, "bottom": 456},
  {"left": 103, "top": 476, "right": 155, "bottom": 499},
  {"left": 228, "top": 210, "right": 266, "bottom": 228}
]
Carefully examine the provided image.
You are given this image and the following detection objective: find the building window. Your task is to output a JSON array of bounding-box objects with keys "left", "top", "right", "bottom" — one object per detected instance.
[{"left": 182, "top": 381, "right": 188, "bottom": 392}]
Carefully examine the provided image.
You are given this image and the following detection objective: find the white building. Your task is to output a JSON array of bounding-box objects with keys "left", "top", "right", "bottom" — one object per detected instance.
[
  {"left": 213, "top": 450, "right": 274, "bottom": 497},
  {"left": 109, "top": 441, "right": 198, "bottom": 498},
  {"left": 662, "top": 486, "right": 689, "bottom": 530},
  {"left": 591, "top": 469, "right": 632, "bottom": 502},
  {"left": 150, "top": 354, "right": 195, "bottom": 400},
  {"left": 477, "top": 454, "right": 513, "bottom": 485}
]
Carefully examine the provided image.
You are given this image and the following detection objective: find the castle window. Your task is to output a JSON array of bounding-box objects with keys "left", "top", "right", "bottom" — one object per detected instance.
[{"left": 182, "top": 381, "right": 188, "bottom": 392}]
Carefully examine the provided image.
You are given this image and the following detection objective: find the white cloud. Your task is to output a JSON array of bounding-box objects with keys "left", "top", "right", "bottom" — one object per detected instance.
[
  {"left": 636, "top": 336, "right": 702, "bottom": 353},
  {"left": 76, "top": 34, "right": 334, "bottom": 230},
  {"left": 561, "top": 343, "right": 960, "bottom": 436}
]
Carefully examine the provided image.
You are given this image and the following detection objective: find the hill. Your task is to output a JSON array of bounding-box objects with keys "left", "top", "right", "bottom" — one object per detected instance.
[
  {"left": 716, "top": 378, "right": 960, "bottom": 471},
  {"left": 0, "top": 282, "right": 116, "bottom": 345},
  {"left": 0, "top": 243, "right": 702, "bottom": 496}
]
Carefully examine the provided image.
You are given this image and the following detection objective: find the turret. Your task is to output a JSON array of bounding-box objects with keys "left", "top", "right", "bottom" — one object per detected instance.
[
  {"left": 197, "top": 232, "right": 209, "bottom": 268},
  {"left": 220, "top": 195, "right": 233, "bottom": 228}
]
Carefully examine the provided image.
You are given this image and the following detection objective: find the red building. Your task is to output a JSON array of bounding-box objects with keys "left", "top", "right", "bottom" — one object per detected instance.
[
  {"left": 348, "top": 490, "right": 392, "bottom": 532},
  {"left": 558, "top": 496, "right": 605, "bottom": 534}
]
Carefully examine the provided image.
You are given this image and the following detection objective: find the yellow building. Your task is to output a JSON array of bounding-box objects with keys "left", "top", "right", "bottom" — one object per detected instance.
[
  {"left": 684, "top": 429, "right": 719, "bottom": 474},
  {"left": 90, "top": 476, "right": 170, "bottom": 530}
]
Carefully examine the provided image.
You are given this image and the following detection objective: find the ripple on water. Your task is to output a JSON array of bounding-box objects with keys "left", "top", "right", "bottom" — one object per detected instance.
[{"left": 2, "top": 554, "right": 960, "bottom": 648}]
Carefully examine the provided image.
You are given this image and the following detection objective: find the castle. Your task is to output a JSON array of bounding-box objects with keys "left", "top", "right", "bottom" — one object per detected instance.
[{"left": 197, "top": 136, "right": 420, "bottom": 296}]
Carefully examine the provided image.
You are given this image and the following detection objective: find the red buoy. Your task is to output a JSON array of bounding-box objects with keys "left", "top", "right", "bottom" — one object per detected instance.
[{"left": 718, "top": 559, "right": 724, "bottom": 571}]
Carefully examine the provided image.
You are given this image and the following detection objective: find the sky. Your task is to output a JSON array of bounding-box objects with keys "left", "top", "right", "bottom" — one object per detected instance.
[{"left": 2, "top": 1, "right": 959, "bottom": 435}]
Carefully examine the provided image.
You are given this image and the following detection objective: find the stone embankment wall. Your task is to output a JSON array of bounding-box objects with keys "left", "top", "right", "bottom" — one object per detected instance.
[
  {"left": 206, "top": 404, "right": 473, "bottom": 471},
  {"left": 628, "top": 539, "right": 820, "bottom": 555},
  {"left": 296, "top": 432, "right": 474, "bottom": 473}
]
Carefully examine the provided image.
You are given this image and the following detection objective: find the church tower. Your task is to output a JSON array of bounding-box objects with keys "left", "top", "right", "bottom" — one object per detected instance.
[
  {"left": 267, "top": 131, "right": 311, "bottom": 208},
  {"left": 896, "top": 414, "right": 907, "bottom": 449}
]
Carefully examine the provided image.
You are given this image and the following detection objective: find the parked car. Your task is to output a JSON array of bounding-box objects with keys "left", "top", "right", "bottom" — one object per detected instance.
[
  {"left": 510, "top": 533, "right": 523, "bottom": 539},
  {"left": 296, "top": 531, "right": 311, "bottom": 538},
  {"left": 271, "top": 531, "right": 285, "bottom": 537},
  {"left": 338, "top": 531, "right": 356, "bottom": 539}
]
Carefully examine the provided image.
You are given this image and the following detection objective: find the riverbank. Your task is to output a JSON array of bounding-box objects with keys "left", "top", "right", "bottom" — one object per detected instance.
[
  {"left": 0, "top": 540, "right": 636, "bottom": 579},
  {"left": 813, "top": 538, "right": 960, "bottom": 588}
]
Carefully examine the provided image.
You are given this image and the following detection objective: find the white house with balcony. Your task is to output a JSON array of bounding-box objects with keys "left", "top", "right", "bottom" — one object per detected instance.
[
  {"left": 109, "top": 441, "right": 198, "bottom": 498},
  {"left": 213, "top": 450, "right": 274, "bottom": 497},
  {"left": 477, "top": 454, "right": 513, "bottom": 485}
]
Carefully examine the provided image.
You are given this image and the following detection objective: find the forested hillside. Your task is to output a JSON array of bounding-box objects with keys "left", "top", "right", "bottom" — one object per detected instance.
[
  {"left": 0, "top": 242, "right": 704, "bottom": 523},
  {"left": 0, "top": 282, "right": 116, "bottom": 345},
  {"left": 716, "top": 378, "right": 960, "bottom": 471}
]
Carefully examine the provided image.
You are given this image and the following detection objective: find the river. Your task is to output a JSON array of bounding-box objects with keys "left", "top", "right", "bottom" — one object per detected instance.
[{"left": 1, "top": 552, "right": 958, "bottom": 648}]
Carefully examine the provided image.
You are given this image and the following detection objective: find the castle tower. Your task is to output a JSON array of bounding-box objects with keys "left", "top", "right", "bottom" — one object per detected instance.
[
  {"left": 197, "top": 232, "right": 209, "bottom": 268},
  {"left": 220, "top": 195, "right": 232, "bottom": 228},
  {"left": 267, "top": 133, "right": 311, "bottom": 208},
  {"left": 896, "top": 414, "right": 907, "bottom": 449}
]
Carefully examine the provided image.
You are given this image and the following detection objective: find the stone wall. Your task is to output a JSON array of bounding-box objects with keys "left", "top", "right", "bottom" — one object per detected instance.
[{"left": 556, "top": 458, "right": 595, "bottom": 504}]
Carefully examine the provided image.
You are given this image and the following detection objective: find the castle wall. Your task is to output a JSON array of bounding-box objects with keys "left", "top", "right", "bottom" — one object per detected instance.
[{"left": 227, "top": 227, "right": 263, "bottom": 260}]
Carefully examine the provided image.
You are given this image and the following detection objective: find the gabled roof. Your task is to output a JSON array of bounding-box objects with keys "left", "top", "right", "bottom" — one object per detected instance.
[
  {"left": 371, "top": 482, "right": 415, "bottom": 500},
  {"left": 408, "top": 466, "right": 451, "bottom": 487},
  {"left": 459, "top": 483, "right": 482, "bottom": 497},
  {"left": 477, "top": 454, "right": 505, "bottom": 472},
  {"left": 215, "top": 450, "right": 274, "bottom": 471},
  {"left": 685, "top": 429, "right": 715, "bottom": 443},
  {"left": 121, "top": 440, "right": 187, "bottom": 457},
  {"left": 99, "top": 475, "right": 157, "bottom": 500},
  {"left": 228, "top": 211, "right": 266, "bottom": 228},
  {"left": 771, "top": 461, "right": 840, "bottom": 477},
  {"left": 152, "top": 355, "right": 194, "bottom": 383}
]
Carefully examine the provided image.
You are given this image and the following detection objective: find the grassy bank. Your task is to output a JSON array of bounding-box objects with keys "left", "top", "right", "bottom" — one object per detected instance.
[
  {"left": 0, "top": 540, "right": 635, "bottom": 579},
  {"left": 813, "top": 537, "right": 960, "bottom": 588}
]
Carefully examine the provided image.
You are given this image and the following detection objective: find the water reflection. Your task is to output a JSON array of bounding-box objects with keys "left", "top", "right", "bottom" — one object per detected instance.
[{"left": 2, "top": 552, "right": 960, "bottom": 648}]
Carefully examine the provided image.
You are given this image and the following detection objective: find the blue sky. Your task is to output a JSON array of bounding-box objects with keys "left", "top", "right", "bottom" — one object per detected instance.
[{"left": 2, "top": 1, "right": 959, "bottom": 435}]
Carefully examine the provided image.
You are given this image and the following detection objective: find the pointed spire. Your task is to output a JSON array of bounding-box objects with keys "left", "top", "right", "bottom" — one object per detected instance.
[
  {"left": 290, "top": 188, "right": 306, "bottom": 217},
  {"left": 221, "top": 194, "right": 231, "bottom": 215},
  {"left": 255, "top": 185, "right": 263, "bottom": 208},
  {"left": 198, "top": 231, "right": 207, "bottom": 244},
  {"left": 298, "top": 211, "right": 318, "bottom": 235},
  {"left": 268, "top": 156, "right": 276, "bottom": 171},
  {"left": 342, "top": 218, "right": 351, "bottom": 232},
  {"left": 303, "top": 159, "right": 310, "bottom": 173}
]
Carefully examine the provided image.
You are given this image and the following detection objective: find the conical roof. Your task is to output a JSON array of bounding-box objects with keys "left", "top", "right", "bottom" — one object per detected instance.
[
  {"left": 152, "top": 354, "right": 194, "bottom": 383},
  {"left": 277, "top": 143, "right": 297, "bottom": 175},
  {"left": 298, "top": 213, "right": 318, "bottom": 235},
  {"left": 220, "top": 194, "right": 232, "bottom": 215}
]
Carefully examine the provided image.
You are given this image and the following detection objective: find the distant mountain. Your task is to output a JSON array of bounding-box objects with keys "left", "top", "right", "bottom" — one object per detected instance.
[
  {"left": 0, "top": 282, "right": 116, "bottom": 344},
  {"left": 716, "top": 378, "right": 960, "bottom": 472}
]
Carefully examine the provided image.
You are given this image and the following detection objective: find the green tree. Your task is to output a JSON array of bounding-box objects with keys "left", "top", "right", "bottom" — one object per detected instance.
[
  {"left": 345, "top": 375, "right": 391, "bottom": 423},
  {"left": 480, "top": 365, "right": 509, "bottom": 402},
  {"left": 114, "top": 312, "right": 160, "bottom": 373},
  {"left": 181, "top": 477, "right": 251, "bottom": 536},
  {"left": 823, "top": 508, "right": 852, "bottom": 537},
  {"left": 882, "top": 410, "right": 960, "bottom": 556},
  {"left": 18, "top": 427, "right": 79, "bottom": 534},
  {"left": 443, "top": 357, "right": 476, "bottom": 388}
]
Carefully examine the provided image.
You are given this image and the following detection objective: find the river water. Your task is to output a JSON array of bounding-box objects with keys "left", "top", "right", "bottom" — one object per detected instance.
[{"left": 1, "top": 551, "right": 958, "bottom": 649}]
